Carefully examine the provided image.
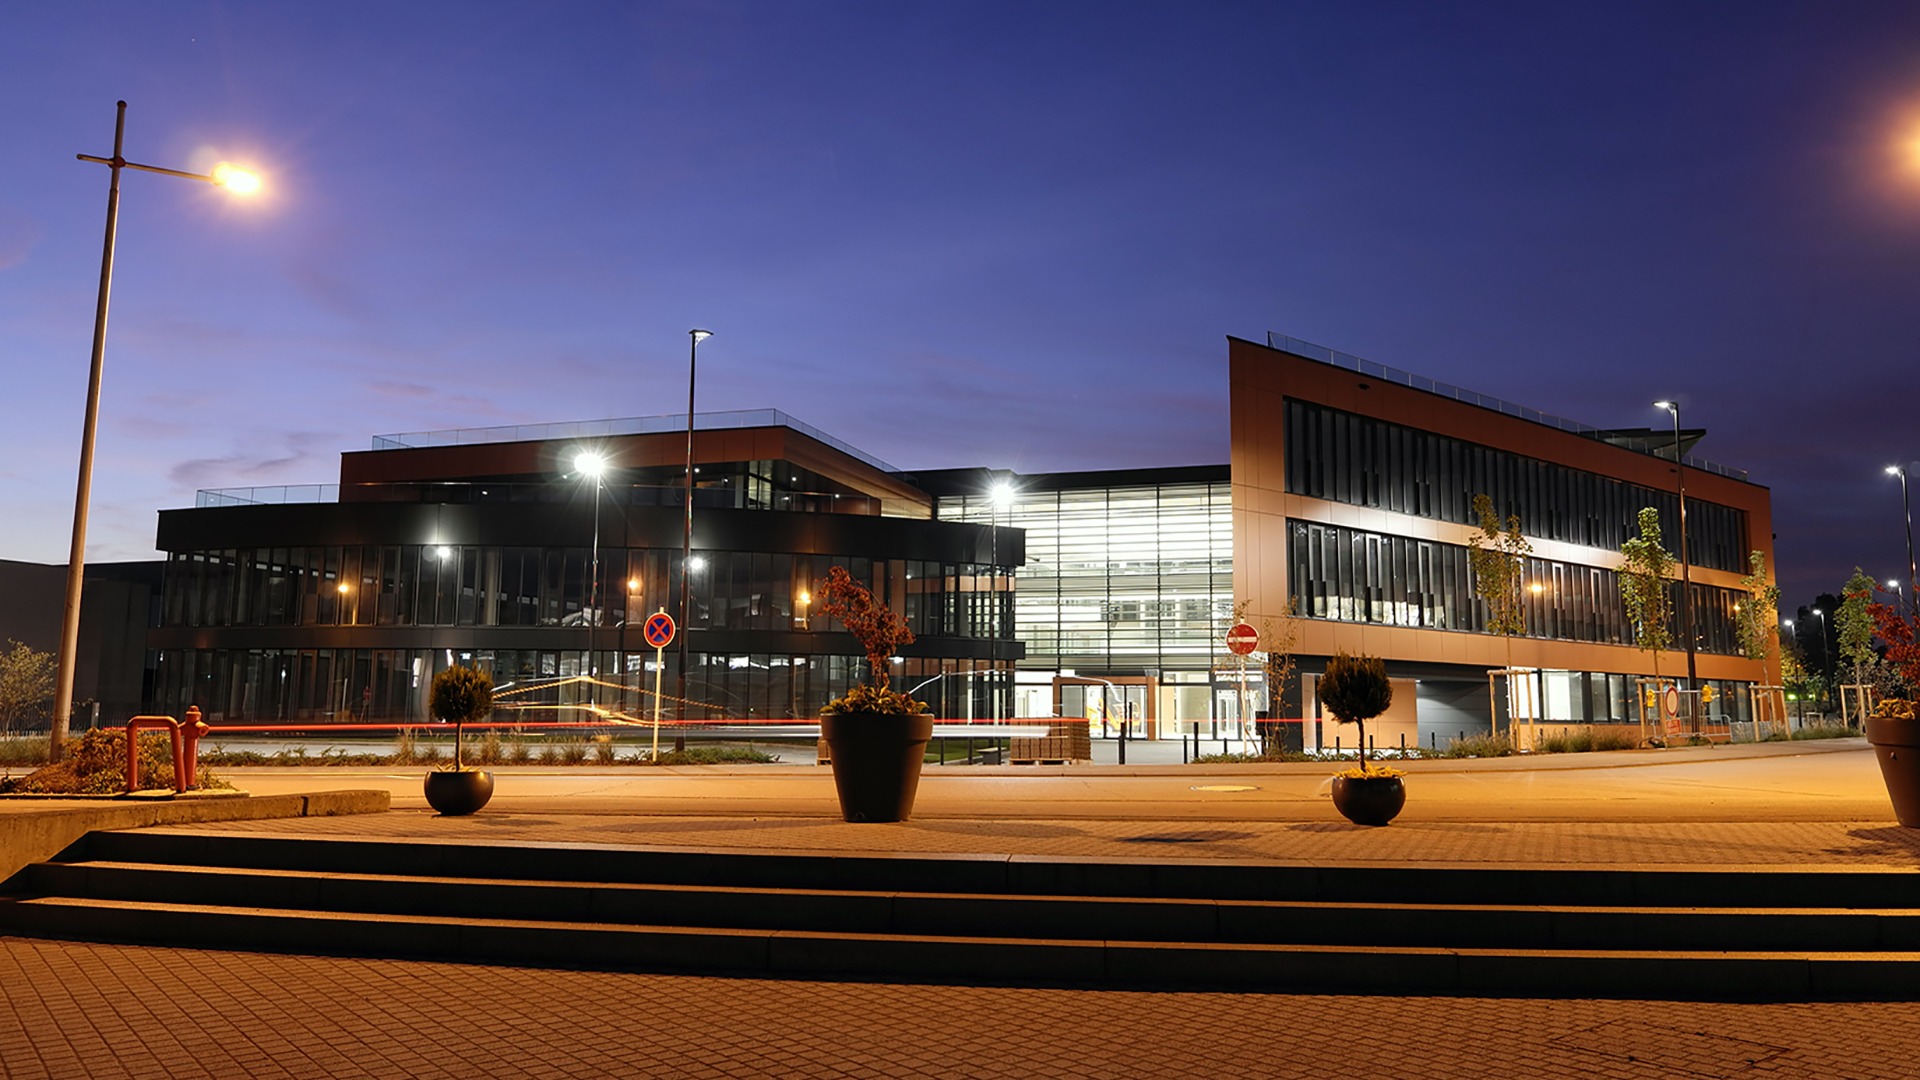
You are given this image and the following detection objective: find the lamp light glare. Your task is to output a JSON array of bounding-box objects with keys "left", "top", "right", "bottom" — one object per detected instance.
[
  {"left": 211, "top": 163, "right": 262, "bottom": 195},
  {"left": 572, "top": 451, "right": 606, "bottom": 477},
  {"left": 990, "top": 480, "right": 1015, "bottom": 509}
]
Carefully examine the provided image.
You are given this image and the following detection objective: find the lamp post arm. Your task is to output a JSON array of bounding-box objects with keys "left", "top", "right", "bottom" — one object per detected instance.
[{"left": 77, "top": 154, "right": 220, "bottom": 185}]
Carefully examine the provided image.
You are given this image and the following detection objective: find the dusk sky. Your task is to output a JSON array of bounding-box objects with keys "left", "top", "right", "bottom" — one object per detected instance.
[{"left": 6, "top": 2, "right": 1920, "bottom": 609}]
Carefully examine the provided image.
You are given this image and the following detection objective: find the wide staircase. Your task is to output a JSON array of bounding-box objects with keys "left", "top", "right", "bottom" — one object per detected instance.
[{"left": 4, "top": 828, "right": 1918, "bottom": 1000}]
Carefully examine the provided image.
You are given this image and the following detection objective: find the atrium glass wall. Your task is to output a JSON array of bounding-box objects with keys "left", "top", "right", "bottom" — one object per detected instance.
[
  {"left": 1282, "top": 399, "right": 1751, "bottom": 572},
  {"left": 940, "top": 477, "right": 1234, "bottom": 731},
  {"left": 1287, "top": 521, "right": 1743, "bottom": 655}
]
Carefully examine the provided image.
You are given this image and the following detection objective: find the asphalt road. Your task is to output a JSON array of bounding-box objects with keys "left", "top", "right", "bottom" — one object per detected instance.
[{"left": 214, "top": 738, "right": 1893, "bottom": 823}]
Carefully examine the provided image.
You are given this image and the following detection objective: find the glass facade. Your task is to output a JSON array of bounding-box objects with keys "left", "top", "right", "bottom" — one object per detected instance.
[
  {"left": 1282, "top": 399, "right": 1750, "bottom": 572},
  {"left": 161, "top": 545, "right": 1004, "bottom": 640},
  {"left": 153, "top": 645, "right": 995, "bottom": 728},
  {"left": 1287, "top": 521, "right": 1743, "bottom": 654},
  {"left": 939, "top": 475, "right": 1234, "bottom": 728}
]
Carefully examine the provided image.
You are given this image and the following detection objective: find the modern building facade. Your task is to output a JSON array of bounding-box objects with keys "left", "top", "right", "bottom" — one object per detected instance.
[
  {"left": 150, "top": 412, "right": 1020, "bottom": 726},
  {"left": 138, "top": 334, "right": 1776, "bottom": 750},
  {"left": 1232, "top": 334, "right": 1775, "bottom": 749}
]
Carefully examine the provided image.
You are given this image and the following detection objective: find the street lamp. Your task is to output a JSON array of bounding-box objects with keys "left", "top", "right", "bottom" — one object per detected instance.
[
  {"left": 1653, "top": 401, "right": 1698, "bottom": 698},
  {"left": 1888, "top": 465, "right": 1916, "bottom": 614},
  {"left": 572, "top": 451, "right": 606, "bottom": 705},
  {"left": 680, "top": 329, "right": 713, "bottom": 728},
  {"left": 988, "top": 478, "right": 1016, "bottom": 720},
  {"left": 51, "top": 101, "right": 261, "bottom": 758},
  {"left": 1812, "top": 607, "right": 1834, "bottom": 713}
]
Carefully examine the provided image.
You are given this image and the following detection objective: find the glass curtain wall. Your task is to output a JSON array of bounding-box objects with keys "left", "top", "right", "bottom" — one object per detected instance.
[
  {"left": 939, "top": 478, "right": 1233, "bottom": 735},
  {"left": 1282, "top": 399, "right": 1751, "bottom": 572}
]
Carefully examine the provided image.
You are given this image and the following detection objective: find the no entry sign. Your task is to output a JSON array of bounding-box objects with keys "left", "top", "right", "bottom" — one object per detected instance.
[
  {"left": 1226, "top": 623, "right": 1259, "bottom": 656},
  {"left": 643, "top": 611, "right": 676, "bottom": 649}
]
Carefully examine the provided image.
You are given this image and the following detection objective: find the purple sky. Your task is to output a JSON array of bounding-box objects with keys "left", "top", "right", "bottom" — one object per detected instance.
[{"left": 5, "top": 2, "right": 1920, "bottom": 610}]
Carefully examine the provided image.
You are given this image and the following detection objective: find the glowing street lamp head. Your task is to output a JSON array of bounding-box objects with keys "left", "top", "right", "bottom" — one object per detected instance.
[
  {"left": 1652, "top": 400, "right": 1675, "bottom": 413},
  {"left": 337, "top": 583, "right": 351, "bottom": 595},
  {"left": 627, "top": 577, "right": 642, "bottom": 593},
  {"left": 210, "top": 162, "right": 262, "bottom": 195},
  {"left": 572, "top": 451, "right": 606, "bottom": 478},
  {"left": 688, "top": 555, "right": 707, "bottom": 572},
  {"left": 989, "top": 480, "right": 1015, "bottom": 509},
  {"left": 690, "top": 328, "right": 712, "bottom": 345},
  {"left": 1889, "top": 465, "right": 1907, "bottom": 477}
]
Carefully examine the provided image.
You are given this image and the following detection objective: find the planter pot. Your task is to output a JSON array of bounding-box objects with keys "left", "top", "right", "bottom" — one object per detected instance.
[
  {"left": 424, "top": 768, "right": 494, "bottom": 816},
  {"left": 821, "top": 713, "right": 933, "bottom": 823},
  {"left": 1866, "top": 715, "right": 1920, "bottom": 827},
  {"left": 1330, "top": 774, "right": 1406, "bottom": 827}
]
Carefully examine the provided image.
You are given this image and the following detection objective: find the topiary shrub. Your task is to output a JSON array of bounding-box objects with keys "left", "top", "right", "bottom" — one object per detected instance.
[
  {"left": 429, "top": 665, "right": 494, "bottom": 770},
  {"left": 1319, "top": 651, "right": 1395, "bottom": 775}
]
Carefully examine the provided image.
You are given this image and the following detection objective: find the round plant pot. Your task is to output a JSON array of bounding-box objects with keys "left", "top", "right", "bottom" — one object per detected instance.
[
  {"left": 424, "top": 768, "right": 494, "bottom": 816},
  {"left": 1330, "top": 774, "right": 1406, "bottom": 827},
  {"left": 821, "top": 712, "right": 933, "bottom": 823},
  {"left": 1866, "top": 715, "right": 1920, "bottom": 828}
]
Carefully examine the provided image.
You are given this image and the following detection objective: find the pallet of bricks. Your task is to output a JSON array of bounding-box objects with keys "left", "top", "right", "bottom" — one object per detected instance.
[{"left": 1010, "top": 720, "right": 1091, "bottom": 764}]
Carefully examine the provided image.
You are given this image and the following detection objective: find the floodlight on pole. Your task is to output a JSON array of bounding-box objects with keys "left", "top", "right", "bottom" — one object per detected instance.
[
  {"left": 1888, "top": 465, "right": 1916, "bottom": 614},
  {"left": 573, "top": 451, "right": 607, "bottom": 702},
  {"left": 52, "top": 101, "right": 261, "bottom": 759},
  {"left": 986, "top": 477, "right": 1017, "bottom": 720},
  {"left": 1654, "top": 400, "right": 1697, "bottom": 694}
]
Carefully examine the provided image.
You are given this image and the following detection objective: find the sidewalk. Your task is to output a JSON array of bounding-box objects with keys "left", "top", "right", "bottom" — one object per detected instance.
[{"left": 4, "top": 740, "right": 1919, "bottom": 1079}]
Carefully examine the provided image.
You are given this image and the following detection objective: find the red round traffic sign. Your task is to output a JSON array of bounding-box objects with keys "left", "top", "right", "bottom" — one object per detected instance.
[
  {"left": 1226, "top": 623, "right": 1259, "bottom": 656},
  {"left": 643, "top": 611, "right": 676, "bottom": 649}
]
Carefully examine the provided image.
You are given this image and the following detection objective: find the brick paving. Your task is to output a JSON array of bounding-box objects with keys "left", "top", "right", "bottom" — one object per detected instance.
[
  {"left": 159, "top": 811, "right": 1920, "bottom": 869},
  {"left": 2, "top": 935, "right": 1916, "bottom": 1079}
]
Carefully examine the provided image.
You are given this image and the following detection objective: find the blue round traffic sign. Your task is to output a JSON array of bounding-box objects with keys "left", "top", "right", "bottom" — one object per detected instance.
[{"left": 643, "top": 611, "right": 676, "bottom": 649}]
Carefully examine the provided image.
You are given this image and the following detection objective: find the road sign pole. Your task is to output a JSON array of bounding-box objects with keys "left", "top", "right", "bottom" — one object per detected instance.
[
  {"left": 652, "top": 643, "right": 664, "bottom": 759},
  {"left": 643, "top": 607, "right": 676, "bottom": 760}
]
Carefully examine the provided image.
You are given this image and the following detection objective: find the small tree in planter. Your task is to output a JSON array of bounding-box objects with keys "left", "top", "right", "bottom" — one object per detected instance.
[
  {"left": 1319, "top": 651, "right": 1405, "bottom": 825},
  {"left": 426, "top": 664, "right": 495, "bottom": 815},
  {"left": 817, "top": 565, "right": 931, "bottom": 822}
]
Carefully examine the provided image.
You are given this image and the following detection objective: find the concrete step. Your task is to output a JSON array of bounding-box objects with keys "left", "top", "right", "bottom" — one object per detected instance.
[
  {"left": 3, "top": 894, "right": 1913, "bottom": 1001},
  {"left": 24, "top": 860, "right": 1920, "bottom": 954},
  {"left": 74, "top": 829, "right": 1920, "bottom": 909},
  {"left": 8, "top": 828, "right": 1920, "bottom": 999}
]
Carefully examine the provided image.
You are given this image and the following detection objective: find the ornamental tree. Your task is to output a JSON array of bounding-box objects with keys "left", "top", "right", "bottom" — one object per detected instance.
[
  {"left": 1319, "top": 651, "right": 1393, "bottom": 772},
  {"left": 817, "top": 565, "right": 917, "bottom": 695},
  {"left": 430, "top": 664, "right": 494, "bottom": 769},
  {"left": 1619, "top": 506, "right": 1676, "bottom": 683},
  {"left": 1734, "top": 551, "right": 1781, "bottom": 686}
]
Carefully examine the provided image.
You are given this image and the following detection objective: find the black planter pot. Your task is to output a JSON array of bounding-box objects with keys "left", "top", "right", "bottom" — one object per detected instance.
[
  {"left": 821, "top": 713, "right": 933, "bottom": 823},
  {"left": 1330, "top": 774, "right": 1406, "bottom": 827},
  {"left": 1866, "top": 714, "right": 1920, "bottom": 827},
  {"left": 424, "top": 768, "right": 494, "bottom": 816}
]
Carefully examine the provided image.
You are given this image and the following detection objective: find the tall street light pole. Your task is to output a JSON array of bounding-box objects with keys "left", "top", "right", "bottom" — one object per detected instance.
[
  {"left": 1812, "top": 607, "right": 1834, "bottom": 713},
  {"left": 54, "top": 101, "right": 261, "bottom": 758},
  {"left": 573, "top": 451, "right": 606, "bottom": 710},
  {"left": 1654, "top": 401, "right": 1698, "bottom": 698},
  {"left": 1888, "top": 465, "right": 1916, "bottom": 615},
  {"left": 988, "top": 478, "right": 1015, "bottom": 721},
  {"left": 679, "top": 329, "right": 713, "bottom": 731}
]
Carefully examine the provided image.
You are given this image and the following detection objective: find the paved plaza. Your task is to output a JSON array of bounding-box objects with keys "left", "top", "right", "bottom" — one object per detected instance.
[{"left": 4, "top": 737, "right": 1919, "bottom": 1078}]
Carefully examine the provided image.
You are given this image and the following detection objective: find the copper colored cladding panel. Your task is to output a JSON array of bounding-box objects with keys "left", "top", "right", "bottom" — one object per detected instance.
[
  {"left": 337, "top": 425, "right": 932, "bottom": 517},
  {"left": 1228, "top": 335, "right": 1776, "bottom": 682}
]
